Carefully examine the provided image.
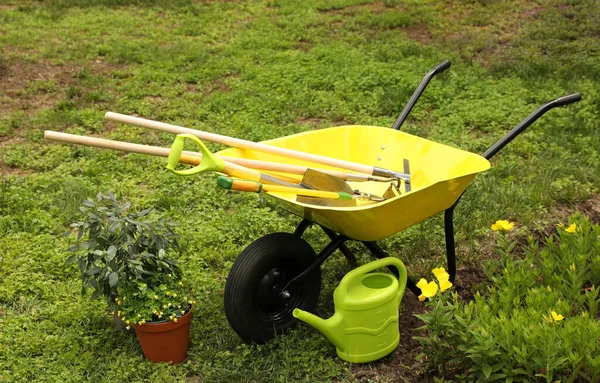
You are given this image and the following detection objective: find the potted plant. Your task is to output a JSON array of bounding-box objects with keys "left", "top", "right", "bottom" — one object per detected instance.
[
  {"left": 114, "top": 269, "right": 195, "bottom": 364},
  {"left": 66, "top": 191, "right": 181, "bottom": 330}
]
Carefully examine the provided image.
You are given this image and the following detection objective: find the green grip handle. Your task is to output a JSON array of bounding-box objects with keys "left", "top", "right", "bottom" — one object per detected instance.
[
  {"left": 167, "top": 135, "right": 185, "bottom": 171},
  {"left": 167, "top": 134, "right": 225, "bottom": 176}
]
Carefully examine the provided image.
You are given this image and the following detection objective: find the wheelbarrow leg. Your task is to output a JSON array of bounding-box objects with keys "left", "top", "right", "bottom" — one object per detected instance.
[
  {"left": 444, "top": 206, "right": 457, "bottom": 282},
  {"left": 293, "top": 219, "right": 357, "bottom": 264},
  {"left": 320, "top": 226, "right": 356, "bottom": 264}
]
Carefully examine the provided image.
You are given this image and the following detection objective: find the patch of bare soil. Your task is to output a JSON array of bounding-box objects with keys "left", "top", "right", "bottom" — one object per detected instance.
[{"left": 0, "top": 59, "right": 125, "bottom": 118}]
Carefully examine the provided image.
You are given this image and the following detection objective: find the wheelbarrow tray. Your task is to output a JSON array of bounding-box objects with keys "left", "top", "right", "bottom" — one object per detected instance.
[{"left": 217, "top": 125, "right": 490, "bottom": 241}]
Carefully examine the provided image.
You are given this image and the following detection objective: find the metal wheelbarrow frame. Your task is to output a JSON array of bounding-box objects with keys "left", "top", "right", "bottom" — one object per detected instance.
[{"left": 219, "top": 60, "right": 581, "bottom": 344}]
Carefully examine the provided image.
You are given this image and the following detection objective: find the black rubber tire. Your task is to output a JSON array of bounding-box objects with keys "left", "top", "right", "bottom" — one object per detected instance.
[{"left": 224, "top": 232, "right": 321, "bottom": 344}]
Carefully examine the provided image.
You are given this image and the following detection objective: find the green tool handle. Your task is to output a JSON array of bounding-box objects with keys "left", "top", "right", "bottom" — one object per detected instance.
[{"left": 167, "top": 134, "right": 225, "bottom": 176}]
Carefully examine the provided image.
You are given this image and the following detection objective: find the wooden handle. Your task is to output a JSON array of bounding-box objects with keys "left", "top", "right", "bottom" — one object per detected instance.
[
  {"left": 105, "top": 112, "right": 376, "bottom": 175},
  {"left": 43, "top": 131, "right": 368, "bottom": 184}
]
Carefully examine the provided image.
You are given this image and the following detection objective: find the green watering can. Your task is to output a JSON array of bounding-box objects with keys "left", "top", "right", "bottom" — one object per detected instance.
[{"left": 293, "top": 257, "right": 407, "bottom": 363}]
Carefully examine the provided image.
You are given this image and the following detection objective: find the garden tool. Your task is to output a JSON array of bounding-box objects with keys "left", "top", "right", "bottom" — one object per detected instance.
[
  {"left": 168, "top": 134, "right": 386, "bottom": 205},
  {"left": 217, "top": 176, "right": 384, "bottom": 202},
  {"left": 42, "top": 131, "right": 388, "bottom": 185},
  {"left": 167, "top": 134, "right": 302, "bottom": 187},
  {"left": 218, "top": 176, "right": 354, "bottom": 201},
  {"left": 293, "top": 257, "right": 407, "bottom": 363},
  {"left": 105, "top": 112, "right": 411, "bottom": 183}
]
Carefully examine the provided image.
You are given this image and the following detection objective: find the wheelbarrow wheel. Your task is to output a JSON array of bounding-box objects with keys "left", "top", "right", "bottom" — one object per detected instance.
[{"left": 224, "top": 232, "right": 321, "bottom": 344}]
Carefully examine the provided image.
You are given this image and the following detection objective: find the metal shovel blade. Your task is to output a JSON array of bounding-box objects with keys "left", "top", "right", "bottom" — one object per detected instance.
[{"left": 296, "top": 168, "right": 357, "bottom": 207}]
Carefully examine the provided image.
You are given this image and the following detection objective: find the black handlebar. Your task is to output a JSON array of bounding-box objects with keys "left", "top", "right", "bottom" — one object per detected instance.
[
  {"left": 432, "top": 60, "right": 451, "bottom": 75},
  {"left": 552, "top": 93, "right": 582, "bottom": 107},
  {"left": 392, "top": 60, "right": 451, "bottom": 130},
  {"left": 483, "top": 93, "right": 582, "bottom": 160}
]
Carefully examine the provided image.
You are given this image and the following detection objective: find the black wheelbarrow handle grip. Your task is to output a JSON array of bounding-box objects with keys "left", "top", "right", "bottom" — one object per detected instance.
[
  {"left": 392, "top": 60, "right": 451, "bottom": 130},
  {"left": 483, "top": 92, "right": 582, "bottom": 160},
  {"left": 553, "top": 93, "right": 582, "bottom": 107},
  {"left": 432, "top": 60, "right": 451, "bottom": 75}
]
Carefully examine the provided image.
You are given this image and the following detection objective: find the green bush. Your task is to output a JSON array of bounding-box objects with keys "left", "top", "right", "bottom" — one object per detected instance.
[
  {"left": 415, "top": 214, "right": 600, "bottom": 382},
  {"left": 67, "top": 192, "right": 181, "bottom": 306}
]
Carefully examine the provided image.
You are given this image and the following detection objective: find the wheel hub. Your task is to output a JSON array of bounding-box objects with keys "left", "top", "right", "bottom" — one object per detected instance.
[{"left": 255, "top": 268, "right": 301, "bottom": 323}]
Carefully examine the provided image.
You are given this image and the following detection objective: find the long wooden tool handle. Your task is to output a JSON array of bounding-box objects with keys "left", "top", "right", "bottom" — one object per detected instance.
[
  {"left": 43, "top": 131, "right": 380, "bottom": 184},
  {"left": 45, "top": 131, "right": 300, "bottom": 186},
  {"left": 43, "top": 130, "right": 202, "bottom": 165},
  {"left": 104, "top": 112, "right": 410, "bottom": 182}
]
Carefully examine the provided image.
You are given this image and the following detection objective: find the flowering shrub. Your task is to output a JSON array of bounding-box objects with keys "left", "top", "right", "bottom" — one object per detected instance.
[
  {"left": 415, "top": 214, "right": 600, "bottom": 382},
  {"left": 114, "top": 270, "right": 195, "bottom": 329},
  {"left": 67, "top": 192, "right": 181, "bottom": 306}
]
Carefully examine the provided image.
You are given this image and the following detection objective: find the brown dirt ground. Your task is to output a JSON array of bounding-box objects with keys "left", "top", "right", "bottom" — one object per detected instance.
[{"left": 0, "top": 59, "right": 124, "bottom": 119}]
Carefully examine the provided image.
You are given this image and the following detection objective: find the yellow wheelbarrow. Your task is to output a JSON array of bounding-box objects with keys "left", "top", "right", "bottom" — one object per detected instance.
[{"left": 218, "top": 61, "right": 581, "bottom": 343}]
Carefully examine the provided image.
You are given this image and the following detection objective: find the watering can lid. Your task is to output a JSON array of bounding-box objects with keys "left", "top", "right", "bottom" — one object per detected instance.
[{"left": 334, "top": 272, "right": 400, "bottom": 311}]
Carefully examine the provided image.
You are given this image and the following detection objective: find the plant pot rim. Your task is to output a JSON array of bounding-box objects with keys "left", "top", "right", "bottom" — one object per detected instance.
[{"left": 133, "top": 309, "right": 192, "bottom": 334}]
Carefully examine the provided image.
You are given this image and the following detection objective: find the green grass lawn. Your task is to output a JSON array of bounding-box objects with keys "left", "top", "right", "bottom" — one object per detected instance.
[{"left": 1, "top": 0, "right": 599, "bottom": 382}]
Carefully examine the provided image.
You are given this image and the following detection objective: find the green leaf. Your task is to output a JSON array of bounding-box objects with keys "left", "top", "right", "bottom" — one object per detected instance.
[
  {"left": 109, "top": 272, "right": 118, "bottom": 287},
  {"left": 482, "top": 364, "right": 492, "bottom": 378},
  {"left": 86, "top": 266, "right": 101, "bottom": 275},
  {"left": 107, "top": 246, "right": 117, "bottom": 262}
]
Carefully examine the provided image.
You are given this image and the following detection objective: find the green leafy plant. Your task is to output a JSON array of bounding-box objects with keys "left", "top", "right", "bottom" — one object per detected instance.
[
  {"left": 66, "top": 192, "right": 181, "bottom": 307},
  {"left": 415, "top": 215, "right": 600, "bottom": 382}
]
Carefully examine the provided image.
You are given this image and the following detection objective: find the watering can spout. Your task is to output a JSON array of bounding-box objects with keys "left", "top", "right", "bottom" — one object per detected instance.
[{"left": 293, "top": 309, "right": 345, "bottom": 351}]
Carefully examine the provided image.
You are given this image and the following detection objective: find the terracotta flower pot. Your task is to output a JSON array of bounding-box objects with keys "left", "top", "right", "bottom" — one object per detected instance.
[{"left": 133, "top": 310, "right": 192, "bottom": 364}]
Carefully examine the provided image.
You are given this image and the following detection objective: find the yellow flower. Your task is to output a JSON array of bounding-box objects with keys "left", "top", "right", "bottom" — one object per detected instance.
[
  {"left": 181, "top": 310, "right": 186, "bottom": 315},
  {"left": 438, "top": 278, "right": 453, "bottom": 292},
  {"left": 166, "top": 292, "right": 171, "bottom": 296},
  {"left": 570, "top": 263, "right": 576, "bottom": 271},
  {"left": 117, "top": 310, "right": 121, "bottom": 317},
  {"left": 154, "top": 295, "right": 159, "bottom": 300},
  {"left": 125, "top": 320, "right": 130, "bottom": 325},
  {"left": 173, "top": 293, "right": 177, "bottom": 298},
  {"left": 137, "top": 314, "right": 142, "bottom": 318},
  {"left": 178, "top": 281, "right": 184, "bottom": 286},
  {"left": 416, "top": 278, "right": 438, "bottom": 302},
  {"left": 126, "top": 326, "right": 131, "bottom": 330},
  {"left": 565, "top": 223, "right": 577, "bottom": 233},
  {"left": 432, "top": 267, "right": 449, "bottom": 281},
  {"left": 551, "top": 311, "right": 564, "bottom": 321},
  {"left": 491, "top": 220, "right": 515, "bottom": 232},
  {"left": 173, "top": 317, "right": 178, "bottom": 323}
]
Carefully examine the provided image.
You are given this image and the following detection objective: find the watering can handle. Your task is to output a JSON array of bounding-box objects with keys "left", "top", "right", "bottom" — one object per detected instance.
[{"left": 337, "top": 257, "right": 408, "bottom": 300}]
